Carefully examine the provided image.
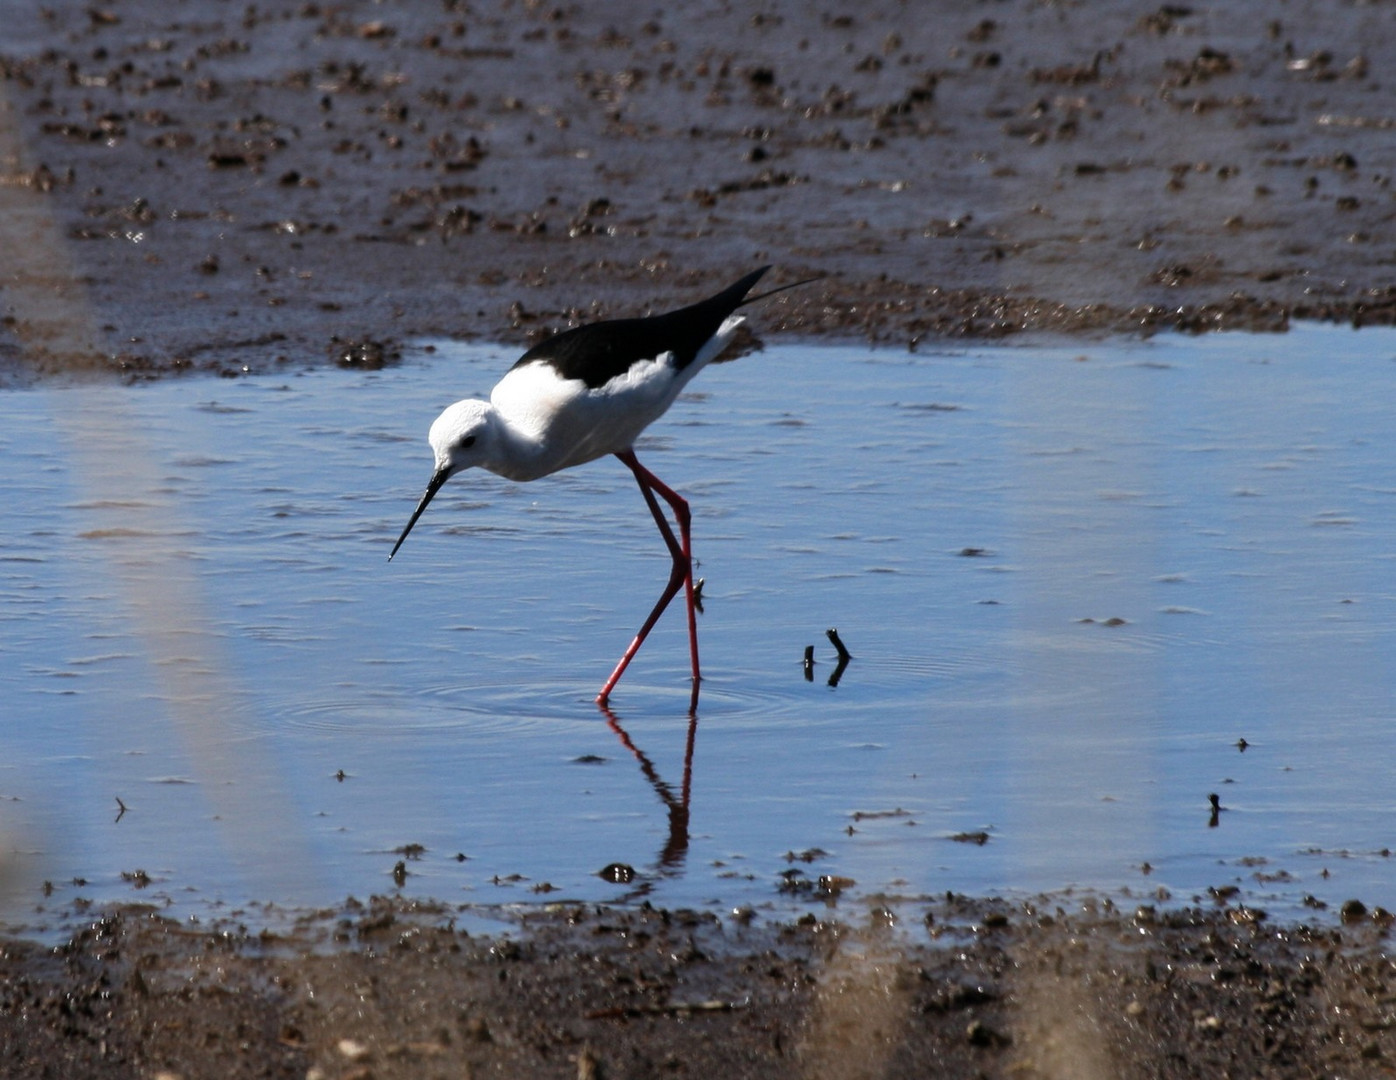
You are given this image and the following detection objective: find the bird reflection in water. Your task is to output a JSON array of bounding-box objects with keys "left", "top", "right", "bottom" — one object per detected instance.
[{"left": 597, "top": 694, "right": 699, "bottom": 877}]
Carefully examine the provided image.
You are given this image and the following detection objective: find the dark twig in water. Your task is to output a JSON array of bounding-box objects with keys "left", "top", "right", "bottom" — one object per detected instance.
[
  {"left": 114, "top": 796, "right": 128, "bottom": 823},
  {"left": 1208, "top": 792, "right": 1222, "bottom": 829},
  {"left": 825, "top": 627, "right": 851, "bottom": 687},
  {"left": 802, "top": 644, "right": 815, "bottom": 681}
]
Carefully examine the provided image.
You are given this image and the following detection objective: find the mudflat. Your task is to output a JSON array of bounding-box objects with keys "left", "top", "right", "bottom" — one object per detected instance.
[
  {"left": 4, "top": 898, "right": 1396, "bottom": 1080},
  {"left": 2, "top": 0, "right": 1394, "bottom": 380}
]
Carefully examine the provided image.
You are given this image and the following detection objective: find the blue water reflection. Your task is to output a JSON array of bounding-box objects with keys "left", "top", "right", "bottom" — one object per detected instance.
[{"left": 1, "top": 323, "right": 1394, "bottom": 930}]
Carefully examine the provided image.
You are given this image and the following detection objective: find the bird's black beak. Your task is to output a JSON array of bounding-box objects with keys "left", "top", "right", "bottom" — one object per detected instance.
[{"left": 389, "top": 467, "right": 450, "bottom": 560}]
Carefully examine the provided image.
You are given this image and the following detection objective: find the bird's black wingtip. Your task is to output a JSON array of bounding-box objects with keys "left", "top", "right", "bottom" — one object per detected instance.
[
  {"left": 732, "top": 265, "right": 771, "bottom": 295},
  {"left": 738, "top": 269, "right": 824, "bottom": 309}
]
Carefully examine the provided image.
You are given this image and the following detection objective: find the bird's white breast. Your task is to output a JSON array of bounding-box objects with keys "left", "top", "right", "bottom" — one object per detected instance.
[
  {"left": 487, "top": 352, "right": 679, "bottom": 478},
  {"left": 486, "top": 312, "right": 745, "bottom": 480}
]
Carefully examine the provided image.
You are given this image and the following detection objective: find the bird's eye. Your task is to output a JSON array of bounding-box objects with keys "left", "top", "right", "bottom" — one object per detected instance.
[{"left": 459, "top": 435, "right": 476, "bottom": 449}]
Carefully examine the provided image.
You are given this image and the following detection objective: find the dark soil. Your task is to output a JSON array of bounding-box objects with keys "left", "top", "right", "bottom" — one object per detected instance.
[
  {"left": 3, "top": 0, "right": 1396, "bottom": 382},
  {"left": 4, "top": 2, "right": 1396, "bottom": 1076},
  {"left": 4, "top": 897, "right": 1396, "bottom": 1080}
]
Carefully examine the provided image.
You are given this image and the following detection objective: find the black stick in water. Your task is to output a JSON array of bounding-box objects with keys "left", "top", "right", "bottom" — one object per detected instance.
[{"left": 825, "top": 628, "right": 851, "bottom": 688}]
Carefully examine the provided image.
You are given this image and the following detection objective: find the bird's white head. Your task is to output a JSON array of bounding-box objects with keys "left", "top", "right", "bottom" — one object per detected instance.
[
  {"left": 389, "top": 397, "right": 496, "bottom": 560},
  {"left": 428, "top": 397, "right": 495, "bottom": 478}
]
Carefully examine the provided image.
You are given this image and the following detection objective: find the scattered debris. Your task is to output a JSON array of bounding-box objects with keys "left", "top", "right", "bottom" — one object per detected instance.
[{"left": 598, "top": 863, "right": 636, "bottom": 884}]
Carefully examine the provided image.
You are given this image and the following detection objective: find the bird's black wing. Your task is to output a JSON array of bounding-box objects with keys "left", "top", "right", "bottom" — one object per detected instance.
[{"left": 510, "top": 267, "right": 770, "bottom": 389}]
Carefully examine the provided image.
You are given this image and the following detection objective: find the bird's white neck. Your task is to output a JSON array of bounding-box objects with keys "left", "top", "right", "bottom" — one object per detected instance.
[{"left": 476, "top": 403, "right": 559, "bottom": 482}]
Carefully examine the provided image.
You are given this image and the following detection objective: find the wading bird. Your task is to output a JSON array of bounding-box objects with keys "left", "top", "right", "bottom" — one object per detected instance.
[{"left": 390, "top": 266, "right": 812, "bottom": 706}]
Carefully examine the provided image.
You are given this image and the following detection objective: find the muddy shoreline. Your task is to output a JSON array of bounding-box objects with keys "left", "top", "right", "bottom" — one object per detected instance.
[
  {"left": 3, "top": 1, "right": 1396, "bottom": 1076},
  {"left": 4, "top": 897, "right": 1396, "bottom": 1080},
  {"left": 3, "top": 0, "right": 1396, "bottom": 381}
]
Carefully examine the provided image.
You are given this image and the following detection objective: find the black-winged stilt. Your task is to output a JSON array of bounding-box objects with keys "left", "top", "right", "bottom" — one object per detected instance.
[{"left": 389, "top": 266, "right": 812, "bottom": 706}]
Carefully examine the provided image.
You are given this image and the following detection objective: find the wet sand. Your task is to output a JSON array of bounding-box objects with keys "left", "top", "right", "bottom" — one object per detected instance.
[{"left": 3, "top": 1, "right": 1396, "bottom": 1076}]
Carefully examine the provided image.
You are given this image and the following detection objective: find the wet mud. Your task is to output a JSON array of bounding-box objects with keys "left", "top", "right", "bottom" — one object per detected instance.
[
  {"left": 5, "top": 898, "right": 1396, "bottom": 1080},
  {"left": 3, "top": 0, "right": 1396, "bottom": 380},
  {"left": 4, "top": 2, "right": 1396, "bottom": 1076}
]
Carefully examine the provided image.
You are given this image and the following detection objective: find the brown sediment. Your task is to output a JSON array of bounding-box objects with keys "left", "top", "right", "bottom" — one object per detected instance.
[
  {"left": 3, "top": 897, "right": 1394, "bottom": 1080},
  {"left": 2, "top": 0, "right": 1395, "bottom": 382}
]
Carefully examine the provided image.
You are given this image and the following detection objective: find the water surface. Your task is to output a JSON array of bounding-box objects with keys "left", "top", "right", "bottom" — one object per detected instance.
[{"left": 2, "top": 324, "right": 1394, "bottom": 931}]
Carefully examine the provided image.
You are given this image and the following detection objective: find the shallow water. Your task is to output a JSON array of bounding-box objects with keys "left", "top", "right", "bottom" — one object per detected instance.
[{"left": 2, "top": 324, "right": 1395, "bottom": 932}]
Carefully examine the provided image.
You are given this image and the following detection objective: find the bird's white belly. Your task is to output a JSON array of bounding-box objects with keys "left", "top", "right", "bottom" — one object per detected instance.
[{"left": 489, "top": 354, "right": 686, "bottom": 479}]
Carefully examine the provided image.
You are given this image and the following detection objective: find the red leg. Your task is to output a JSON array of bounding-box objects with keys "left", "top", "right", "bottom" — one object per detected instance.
[
  {"left": 625, "top": 454, "right": 700, "bottom": 679},
  {"left": 595, "top": 449, "right": 701, "bottom": 705}
]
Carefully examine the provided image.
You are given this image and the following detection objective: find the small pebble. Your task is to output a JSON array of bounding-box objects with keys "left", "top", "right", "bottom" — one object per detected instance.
[
  {"left": 337, "top": 1038, "right": 371, "bottom": 1062},
  {"left": 1341, "top": 898, "right": 1368, "bottom": 924}
]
